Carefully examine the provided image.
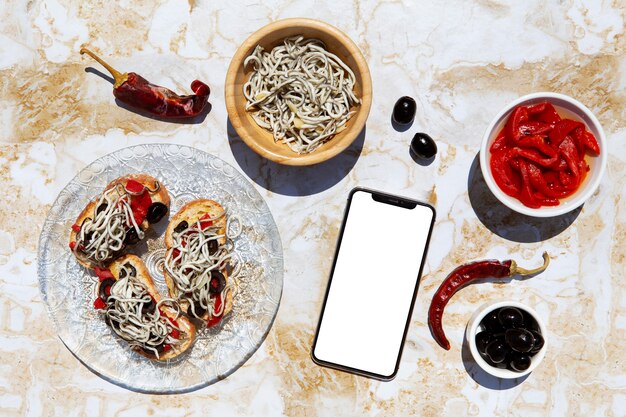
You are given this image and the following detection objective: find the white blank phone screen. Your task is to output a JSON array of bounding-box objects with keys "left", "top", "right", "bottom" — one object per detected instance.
[{"left": 313, "top": 190, "right": 434, "bottom": 377}]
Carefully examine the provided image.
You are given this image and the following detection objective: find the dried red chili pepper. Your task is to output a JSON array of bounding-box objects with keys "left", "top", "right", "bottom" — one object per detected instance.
[
  {"left": 428, "top": 252, "right": 550, "bottom": 350},
  {"left": 80, "top": 48, "right": 210, "bottom": 119}
]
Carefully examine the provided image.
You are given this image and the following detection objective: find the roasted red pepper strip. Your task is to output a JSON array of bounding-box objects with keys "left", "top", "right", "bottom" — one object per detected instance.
[
  {"left": 505, "top": 106, "right": 529, "bottom": 144},
  {"left": 535, "top": 103, "right": 561, "bottom": 124},
  {"left": 489, "top": 129, "right": 507, "bottom": 153},
  {"left": 490, "top": 149, "right": 521, "bottom": 197},
  {"left": 549, "top": 119, "right": 584, "bottom": 147},
  {"left": 575, "top": 128, "right": 600, "bottom": 155},
  {"left": 514, "top": 135, "right": 559, "bottom": 166},
  {"left": 526, "top": 162, "right": 573, "bottom": 199},
  {"left": 558, "top": 136, "right": 581, "bottom": 188},
  {"left": 80, "top": 48, "right": 210, "bottom": 119},
  {"left": 518, "top": 160, "right": 541, "bottom": 208},
  {"left": 428, "top": 253, "right": 550, "bottom": 350},
  {"left": 207, "top": 294, "right": 223, "bottom": 328},
  {"left": 516, "top": 121, "right": 553, "bottom": 137},
  {"left": 526, "top": 103, "right": 547, "bottom": 114}
]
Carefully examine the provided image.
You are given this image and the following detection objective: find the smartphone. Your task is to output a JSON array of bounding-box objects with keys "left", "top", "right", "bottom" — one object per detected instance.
[{"left": 311, "top": 187, "right": 435, "bottom": 380}]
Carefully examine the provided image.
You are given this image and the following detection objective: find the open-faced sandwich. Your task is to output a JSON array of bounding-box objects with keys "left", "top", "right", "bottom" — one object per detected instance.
[
  {"left": 163, "top": 199, "right": 237, "bottom": 328},
  {"left": 69, "top": 174, "right": 170, "bottom": 269},
  {"left": 93, "top": 254, "right": 196, "bottom": 360}
]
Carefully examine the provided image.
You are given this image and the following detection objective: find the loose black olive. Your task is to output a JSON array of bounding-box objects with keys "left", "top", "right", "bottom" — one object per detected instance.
[
  {"left": 505, "top": 328, "right": 535, "bottom": 353},
  {"left": 475, "top": 331, "right": 492, "bottom": 354},
  {"left": 96, "top": 203, "right": 108, "bottom": 216},
  {"left": 484, "top": 340, "right": 507, "bottom": 364},
  {"left": 510, "top": 354, "right": 532, "bottom": 372},
  {"left": 410, "top": 132, "right": 437, "bottom": 159},
  {"left": 481, "top": 309, "right": 503, "bottom": 333},
  {"left": 146, "top": 202, "right": 168, "bottom": 224},
  {"left": 392, "top": 96, "right": 417, "bottom": 125},
  {"left": 208, "top": 239, "right": 218, "bottom": 255},
  {"left": 529, "top": 330, "right": 544, "bottom": 354},
  {"left": 124, "top": 262, "right": 137, "bottom": 277},
  {"left": 208, "top": 271, "right": 226, "bottom": 294},
  {"left": 119, "top": 268, "right": 127, "bottom": 279},
  {"left": 498, "top": 307, "right": 524, "bottom": 328},
  {"left": 99, "top": 278, "right": 115, "bottom": 303},
  {"left": 124, "top": 227, "right": 139, "bottom": 245},
  {"left": 174, "top": 221, "right": 188, "bottom": 234}
]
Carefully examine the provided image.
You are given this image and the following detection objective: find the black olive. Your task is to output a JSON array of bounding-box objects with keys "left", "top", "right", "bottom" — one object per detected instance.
[
  {"left": 142, "top": 299, "right": 156, "bottom": 315},
  {"left": 124, "top": 227, "right": 139, "bottom": 245},
  {"left": 484, "top": 340, "right": 507, "bottom": 364},
  {"left": 124, "top": 262, "right": 137, "bottom": 277},
  {"left": 96, "top": 203, "right": 108, "bottom": 216},
  {"left": 481, "top": 309, "right": 503, "bottom": 333},
  {"left": 529, "top": 330, "right": 544, "bottom": 354},
  {"left": 505, "top": 328, "right": 535, "bottom": 353},
  {"left": 498, "top": 307, "right": 524, "bottom": 328},
  {"left": 99, "top": 278, "right": 115, "bottom": 303},
  {"left": 208, "top": 239, "right": 218, "bottom": 255},
  {"left": 146, "top": 202, "right": 168, "bottom": 224},
  {"left": 509, "top": 354, "right": 532, "bottom": 372},
  {"left": 174, "top": 221, "right": 188, "bottom": 233},
  {"left": 83, "top": 232, "right": 94, "bottom": 245},
  {"left": 410, "top": 132, "right": 437, "bottom": 159},
  {"left": 119, "top": 268, "right": 127, "bottom": 279},
  {"left": 208, "top": 271, "right": 226, "bottom": 294},
  {"left": 475, "top": 331, "right": 492, "bottom": 354},
  {"left": 192, "top": 301, "right": 207, "bottom": 318},
  {"left": 521, "top": 311, "right": 540, "bottom": 331},
  {"left": 392, "top": 96, "right": 416, "bottom": 125}
]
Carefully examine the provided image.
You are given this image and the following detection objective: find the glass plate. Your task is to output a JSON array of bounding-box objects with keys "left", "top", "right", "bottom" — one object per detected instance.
[{"left": 37, "top": 144, "right": 283, "bottom": 393}]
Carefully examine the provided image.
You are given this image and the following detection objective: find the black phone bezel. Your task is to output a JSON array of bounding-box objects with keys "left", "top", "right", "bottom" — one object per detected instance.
[{"left": 311, "top": 187, "right": 436, "bottom": 381}]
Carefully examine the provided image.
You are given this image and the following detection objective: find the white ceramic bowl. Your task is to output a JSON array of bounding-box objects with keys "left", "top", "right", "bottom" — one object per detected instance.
[
  {"left": 479, "top": 92, "right": 607, "bottom": 217},
  {"left": 466, "top": 300, "right": 547, "bottom": 379}
]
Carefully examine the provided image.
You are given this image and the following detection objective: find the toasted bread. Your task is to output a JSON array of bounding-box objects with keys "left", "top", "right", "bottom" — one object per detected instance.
[
  {"left": 69, "top": 174, "right": 170, "bottom": 269},
  {"left": 98, "top": 254, "right": 196, "bottom": 361},
  {"left": 164, "top": 199, "right": 234, "bottom": 323}
]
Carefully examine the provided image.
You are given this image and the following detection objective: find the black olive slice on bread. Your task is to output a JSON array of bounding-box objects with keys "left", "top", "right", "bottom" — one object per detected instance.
[
  {"left": 94, "top": 254, "right": 196, "bottom": 361},
  {"left": 163, "top": 199, "right": 234, "bottom": 327},
  {"left": 69, "top": 174, "right": 170, "bottom": 270}
]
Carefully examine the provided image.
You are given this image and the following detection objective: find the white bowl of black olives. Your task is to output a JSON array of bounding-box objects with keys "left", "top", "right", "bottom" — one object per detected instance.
[{"left": 466, "top": 300, "right": 547, "bottom": 379}]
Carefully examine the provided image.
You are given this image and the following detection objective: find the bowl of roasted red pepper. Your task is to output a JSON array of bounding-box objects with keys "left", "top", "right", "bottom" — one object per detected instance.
[{"left": 480, "top": 92, "right": 606, "bottom": 217}]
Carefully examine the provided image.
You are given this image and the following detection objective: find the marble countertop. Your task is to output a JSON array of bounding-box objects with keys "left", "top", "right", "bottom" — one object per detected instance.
[{"left": 1, "top": 1, "right": 625, "bottom": 416}]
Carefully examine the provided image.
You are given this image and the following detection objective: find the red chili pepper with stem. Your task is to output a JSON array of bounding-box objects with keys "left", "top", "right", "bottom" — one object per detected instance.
[
  {"left": 80, "top": 47, "right": 210, "bottom": 118},
  {"left": 428, "top": 252, "right": 550, "bottom": 350}
]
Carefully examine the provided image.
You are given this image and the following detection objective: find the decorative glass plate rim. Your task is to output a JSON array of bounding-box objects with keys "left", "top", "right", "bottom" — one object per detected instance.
[{"left": 37, "top": 144, "right": 284, "bottom": 393}]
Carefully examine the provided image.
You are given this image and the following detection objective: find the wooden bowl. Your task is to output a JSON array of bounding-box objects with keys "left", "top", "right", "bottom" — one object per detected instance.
[{"left": 225, "top": 18, "right": 372, "bottom": 166}]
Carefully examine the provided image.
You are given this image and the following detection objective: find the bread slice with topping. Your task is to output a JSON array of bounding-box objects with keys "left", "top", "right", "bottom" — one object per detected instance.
[
  {"left": 163, "top": 199, "right": 234, "bottom": 327},
  {"left": 69, "top": 174, "right": 170, "bottom": 269},
  {"left": 95, "top": 254, "right": 196, "bottom": 361}
]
